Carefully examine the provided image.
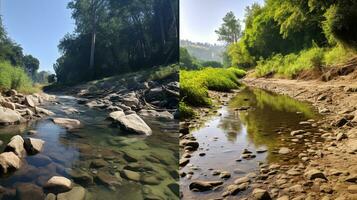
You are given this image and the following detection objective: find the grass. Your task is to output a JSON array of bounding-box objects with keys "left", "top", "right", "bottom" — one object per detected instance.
[
  {"left": 0, "top": 61, "right": 38, "bottom": 94},
  {"left": 180, "top": 67, "right": 246, "bottom": 118},
  {"left": 149, "top": 64, "right": 179, "bottom": 81},
  {"left": 254, "top": 46, "right": 356, "bottom": 78}
]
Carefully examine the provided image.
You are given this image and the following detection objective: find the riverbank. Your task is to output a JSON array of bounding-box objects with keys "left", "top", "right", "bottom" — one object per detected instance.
[{"left": 243, "top": 76, "right": 357, "bottom": 199}]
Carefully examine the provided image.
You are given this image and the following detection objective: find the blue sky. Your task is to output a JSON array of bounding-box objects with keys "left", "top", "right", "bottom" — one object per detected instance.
[
  {"left": 180, "top": 0, "right": 264, "bottom": 44},
  {"left": 0, "top": 0, "right": 74, "bottom": 72}
]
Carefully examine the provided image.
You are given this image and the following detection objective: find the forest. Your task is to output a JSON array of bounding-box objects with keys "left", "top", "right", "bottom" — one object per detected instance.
[{"left": 54, "top": 0, "right": 178, "bottom": 84}]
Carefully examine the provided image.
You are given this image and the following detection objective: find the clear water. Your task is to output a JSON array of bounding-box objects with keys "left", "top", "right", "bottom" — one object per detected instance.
[
  {"left": 0, "top": 95, "right": 179, "bottom": 200},
  {"left": 180, "top": 87, "right": 321, "bottom": 199}
]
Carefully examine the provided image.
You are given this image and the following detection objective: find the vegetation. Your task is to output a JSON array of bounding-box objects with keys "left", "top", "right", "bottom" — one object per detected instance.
[
  {"left": 225, "top": 0, "right": 357, "bottom": 77},
  {"left": 54, "top": 0, "right": 178, "bottom": 84},
  {"left": 0, "top": 16, "right": 46, "bottom": 92},
  {"left": 180, "top": 67, "right": 246, "bottom": 117},
  {"left": 215, "top": 11, "right": 242, "bottom": 44}
]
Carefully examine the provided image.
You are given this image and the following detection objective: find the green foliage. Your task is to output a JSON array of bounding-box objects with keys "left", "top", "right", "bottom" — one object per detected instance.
[
  {"left": 323, "top": 1, "right": 357, "bottom": 50},
  {"left": 0, "top": 61, "right": 37, "bottom": 93},
  {"left": 179, "top": 101, "right": 195, "bottom": 119},
  {"left": 23, "top": 55, "right": 40, "bottom": 77},
  {"left": 180, "top": 67, "right": 246, "bottom": 107},
  {"left": 215, "top": 11, "right": 242, "bottom": 44},
  {"left": 255, "top": 46, "right": 355, "bottom": 78},
  {"left": 180, "top": 47, "right": 201, "bottom": 70},
  {"left": 200, "top": 60, "right": 223, "bottom": 68},
  {"left": 149, "top": 64, "right": 179, "bottom": 81},
  {"left": 55, "top": 0, "right": 178, "bottom": 84}
]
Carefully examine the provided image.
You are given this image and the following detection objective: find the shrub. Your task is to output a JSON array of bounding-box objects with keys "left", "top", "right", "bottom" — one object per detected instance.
[
  {"left": 179, "top": 101, "right": 195, "bottom": 119},
  {"left": 0, "top": 61, "right": 36, "bottom": 93}
]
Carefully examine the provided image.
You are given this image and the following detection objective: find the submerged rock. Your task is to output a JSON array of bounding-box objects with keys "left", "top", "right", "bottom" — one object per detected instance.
[
  {"left": 57, "top": 186, "right": 86, "bottom": 200},
  {"left": 189, "top": 180, "right": 223, "bottom": 192},
  {"left": 16, "top": 183, "right": 45, "bottom": 200},
  {"left": 51, "top": 118, "right": 81, "bottom": 130},
  {"left": 115, "top": 114, "right": 152, "bottom": 135},
  {"left": 0, "top": 152, "right": 21, "bottom": 174}
]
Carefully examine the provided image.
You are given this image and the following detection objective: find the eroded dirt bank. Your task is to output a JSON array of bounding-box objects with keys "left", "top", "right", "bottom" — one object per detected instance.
[{"left": 243, "top": 77, "right": 357, "bottom": 200}]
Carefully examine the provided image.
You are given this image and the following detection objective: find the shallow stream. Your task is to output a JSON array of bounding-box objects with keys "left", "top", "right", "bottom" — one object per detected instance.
[
  {"left": 0, "top": 95, "right": 179, "bottom": 200},
  {"left": 181, "top": 87, "right": 321, "bottom": 199}
]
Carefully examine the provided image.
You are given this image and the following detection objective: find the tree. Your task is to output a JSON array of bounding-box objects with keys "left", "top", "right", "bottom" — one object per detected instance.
[
  {"left": 215, "top": 11, "right": 242, "bottom": 44},
  {"left": 23, "top": 55, "right": 40, "bottom": 78},
  {"left": 48, "top": 74, "right": 56, "bottom": 83}
]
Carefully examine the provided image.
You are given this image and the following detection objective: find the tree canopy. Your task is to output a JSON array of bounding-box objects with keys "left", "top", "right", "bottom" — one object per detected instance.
[
  {"left": 54, "top": 0, "right": 179, "bottom": 84},
  {"left": 215, "top": 11, "right": 242, "bottom": 44}
]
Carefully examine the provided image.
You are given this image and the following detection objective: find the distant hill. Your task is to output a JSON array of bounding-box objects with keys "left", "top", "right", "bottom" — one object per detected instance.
[{"left": 180, "top": 40, "right": 225, "bottom": 62}]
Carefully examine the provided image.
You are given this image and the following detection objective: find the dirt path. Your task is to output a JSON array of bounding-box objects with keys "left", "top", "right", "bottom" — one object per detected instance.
[{"left": 243, "top": 77, "right": 357, "bottom": 199}]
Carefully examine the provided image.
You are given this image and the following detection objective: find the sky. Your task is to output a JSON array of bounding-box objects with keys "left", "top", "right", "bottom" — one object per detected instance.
[
  {"left": 0, "top": 0, "right": 75, "bottom": 72},
  {"left": 180, "top": 0, "right": 264, "bottom": 44}
]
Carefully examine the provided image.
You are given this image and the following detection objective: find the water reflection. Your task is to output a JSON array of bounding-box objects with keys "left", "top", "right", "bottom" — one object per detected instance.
[{"left": 181, "top": 87, "right": 320, "bottom": 200}]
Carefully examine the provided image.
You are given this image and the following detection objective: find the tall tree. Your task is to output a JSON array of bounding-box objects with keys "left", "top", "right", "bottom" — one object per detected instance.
[
  {"left": 215, "top": 11, "right": 242, "bottom": 44},
  {"left": 23, "top": 55, "right": 39, "bottom": 78}
]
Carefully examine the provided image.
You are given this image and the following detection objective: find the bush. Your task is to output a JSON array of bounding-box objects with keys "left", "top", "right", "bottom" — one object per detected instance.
[
  {"left": 0, "top": 61, "right": 37, "bottom": 93},
  {"left": 180, "top": 67, "right": 246, "bottom": 107},
  {"left": 179, "top": 101, "right": 195, "bottom": 119},
  {"left": 324, "top": 45, "right": 355, "bottom": 66}
]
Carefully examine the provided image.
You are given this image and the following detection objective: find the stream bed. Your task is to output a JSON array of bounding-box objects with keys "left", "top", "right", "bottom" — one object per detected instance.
[
  {"left": 0, "top": 95, "right": 179, "bottom": 200},
  {"left": 180, "top": 87, "right": 322, "bottom": 199}
]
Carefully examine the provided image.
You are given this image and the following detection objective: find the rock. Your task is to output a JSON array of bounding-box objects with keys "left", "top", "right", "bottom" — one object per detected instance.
[
  {"left": 0, "top": 101, "right": 16, "bottom": 110},
  {"left": 319, "top": 108, "right": 330, "bottom": 114},
  {"left": 304, "top": 169, "right": 327, "bottom": 180},
  {"left": 108, "top": 111, "right": 125, "bottom": 121},
  {"left": 180, "top": 139, "right": 199, "bottom": 150},
  {"left": 89, "top": 159, "right": 107, "bottom": 168},
  {"left": 140, "top": 175, "right": 161, "bottom": 185},
  {"left": 51, "top": 118, "right": 81, "bottom": 130},
  {"left": 347, "top": 185, "right": 357, "bottom": 194},
  {"left": 336, "top": 132, "right": 347, "bottom": 141},
  {"left": 121, "top": 95, "right": 139, "bottom": 108},
  {"left": 16, "top": 183, "right": 45, "bottom": 200},
  {"left": 189, "top": 180, "right": 223, "bottom": 192},
  {"left": 289, "top": 184, "right": 304, "bottom": 192},
  {"left": 291, "top": 130, "right": 305, "bottom": 136},
  {"left": 27, "top": 130, "right": 37, "bottom": 135},
  {"left": 219, "top": 171, "right": 231, "bottom": 179},
  {"left": 63, "top": 107, "right": 79, "bottom": 115},
  {"left": 0, "top": 152, "right": 21, "bottom": 174},
  {"left": 277, "top": 196, "right": 289, "bottom": 200},
  {"left": 27, "top": 154, "right": 52, "bottom": 167},
  {"left": 0, "top": 106, "right": 24, "bottom": 125},
  {"left": 4, "top": 135, "right": 26, "bottom": 157},
  {"left": 252, "top": 188, "right": 271, "bottom": 200},
  {"left": 234, "top": 176, "right": 250, "bottom": 184},
  {"left": 121, "top": 169, "right": 140, "bottom": 182},
  {"left": 85, "top": 100, "right": 106, "bottom": 109},
  {"left": 278, "top": 147, "right": 292, "bottom": 154},
  {"left": 23, "top": 138, "right": 44, "bottom": 155},
  {"left": 138, "top": 109, "right": 174, "bottom": 120},
  {"left": 95, "top": 171, "right": 121, "bottom": 187},
  {"left": 24, "top": 96, "right": 35, "bottom": 107},
  {"left": 6, "top": 89, "right": 17, "bottom": 96},
  {"left": 44, "top": 176, "right": 72, "bottom": 194},
  {"left": 35, "top": 107, "right": 55, "bottom": 116},
  {"left": 345, "top": 174, "right": 357, "bottom": 183},
  {"left": 256, "top": 148, "right": 268, "bottom": 153},
  {"left": 335, "top": 118, "right": 348, "bottom": 127},
  {"left": 115, "top": 114, "right": 152, "bottom": 135},
  {"left": 45, "top": 193, "right": 56, "bottom": 200},
  {"left": 67, "top": 169, "right": 93, "bottom": 186},
  {"left": 57, "top": 186, "right": 86, "bottom": 200},
  {"left": 224, "top": 183, "right": 249, "bottom": 196}
]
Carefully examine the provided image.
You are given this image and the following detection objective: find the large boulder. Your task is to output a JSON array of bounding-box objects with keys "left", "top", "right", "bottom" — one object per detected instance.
[
  {"left": 23, "top": 138, "right": 45, "bottom": 155},
  {"left": 115, "top": 114, "right": 152, "bottom": 135},
  {"left": 4, "top": 135, "right": 26, "bottom": 157},
  {"left": 0, "top": 152, "right": 21, "bottom": 174},
  {"left": 51, "top": 118, "right": 81, "bottom": 130},
  {"left": 44, "top": 176, "right": 72, "bottom": 194},
  {"left": 108, "top": 111, "right": 125, "bottom": 121},
  {"left": 0, "top": 106, "right": 24, "bottom": 125},
  {"left": 24, "top": 95, "right": 35, "bottom": 107}
]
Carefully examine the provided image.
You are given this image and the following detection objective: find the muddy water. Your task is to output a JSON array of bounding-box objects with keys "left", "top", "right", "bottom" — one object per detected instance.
[
  {"left": 0, "top": 95, "right": 179, "bottom": 200},
  {"left": 181, "top": 87, "right": 321, "bottom": 199}
]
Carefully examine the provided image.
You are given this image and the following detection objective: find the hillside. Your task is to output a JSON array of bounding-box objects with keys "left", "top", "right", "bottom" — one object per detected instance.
[{"left": 180, "top": 40, "right": 225, "bottom": 62}]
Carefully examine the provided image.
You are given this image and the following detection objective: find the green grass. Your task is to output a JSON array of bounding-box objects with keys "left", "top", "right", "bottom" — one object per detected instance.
[
  {"left": 179, "top": 101, "right": 195, "bottom": 119},
  {"left": 254, "top": 46, "right": 356, "bottom": 78},
  {"left": 149, "top": 64, "right": 179, "bottom": 81},
  {"left": 0, "top": 61, "right": 38, "bottom": 93},
  {"left": 180, "top": 67, "right": 246, "bottom": 118}
]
